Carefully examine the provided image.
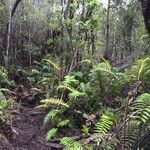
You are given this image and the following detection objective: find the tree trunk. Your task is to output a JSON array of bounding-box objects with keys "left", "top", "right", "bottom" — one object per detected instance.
[
  {"left": 104, "top": 0, "right": 111, "bottom": 62},
  {"left": 5, "top": 0, "right": 22, "bottom": 68},
  {"left": 140, "top": 0, "right": 150, "bottom": 35},
  {"left": 5, "top": 3, "right": 12, "bottom": 68}
]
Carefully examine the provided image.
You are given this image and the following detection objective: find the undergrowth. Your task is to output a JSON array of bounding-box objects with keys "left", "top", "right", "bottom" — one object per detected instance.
[{"left": 35, "top": 57, "right": 150, "bottom": 149}]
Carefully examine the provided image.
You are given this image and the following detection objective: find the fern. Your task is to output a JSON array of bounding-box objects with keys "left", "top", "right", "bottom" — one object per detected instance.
[
  {"left": 121, "top": 93, "right": 150, "bottom": 149},
  {"left": 94, "top": 111, "right": 116, "bottom": 134},
  {"left": 126, "top": 57, "right": 150, "bottom": 80},
  {"left": 0, "top": 88, "right": 10, "bottom": 92},
  {"left": 0, "top": 91, "right": 14, "bottom": 122},
  {"left": 130, "top": 93, "right": 150, "bottom": 125},
  {"left": 137, "top": 57, "right": 150, "bottom": 80},
  {"left": 89, "top": 62, "right": 126, "bottom": 106},
  {"left": 44, "top": 109, "right": 61, "bottom": 125},
  {"left": 82, "top": 125, "right": 90, "bottom": 136},
  {"left": 58, "top": 85, "right": 86, "bottom": 99},
  {"left": 62, "top": 75, "right": 79, "bottom": 86},
  {"left": 46, "top": 128, "right": 58, "bottom": 140},
  {"left": 94, "top": 134, "right": 119, "bottom": 150},
  {"left": 0, "top": 66, "right": 7, "bottom": 81},
  {"left": 57, "top": 119, "right": 70, "bottom": 127},
  {"left": 60, "top": 137, "right": 83, "bottom": 150},
  {"left": 39, "top": 98, "right": 69, "bottom": 108},
  {"left": 42, "top": 59, "right": 60, "bottom": 71},
  {"left": 121, "top": 121, "right": 139, "bottom": 150}
]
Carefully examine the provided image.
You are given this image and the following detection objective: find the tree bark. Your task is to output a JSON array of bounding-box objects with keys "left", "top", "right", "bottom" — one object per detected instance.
[
  {"left": 5, "top": 0, "right": 22, "bottom": 68},
  {"left": 104, "top": 0, "right": 111, "bottom": 62},
  {"left": 11, "top": 0, "right": 22, "bottom": 17},
  {"left": 5, "top": 2, "right": 12, "bottom": 68},
  {"left": 140, "top": 0, "right": 150, "bottom": 35}
]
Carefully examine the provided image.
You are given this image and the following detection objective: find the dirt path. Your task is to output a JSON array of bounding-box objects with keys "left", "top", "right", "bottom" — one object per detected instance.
[{"left": 1, "top": 103, "right": 58, "bottom": 150}]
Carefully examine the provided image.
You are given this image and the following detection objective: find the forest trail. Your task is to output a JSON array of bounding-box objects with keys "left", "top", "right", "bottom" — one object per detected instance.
[{"left": 1, "top": 102, "right": 56, "bottom": 150}]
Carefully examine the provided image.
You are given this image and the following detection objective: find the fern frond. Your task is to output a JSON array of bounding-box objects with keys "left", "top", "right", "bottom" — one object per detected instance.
[
  {"left": 121, "top": 121, "right": 139, "bottom": 150},
  {"left": 40, "top": 98, "right": 69, "bottom": 108},
  {"left": 130, "top": 93, "right": 150, "bottom": 124},
  {"left": 126, "top": 57, "right": 150, "bottom": 80},
  {"left": 57, "top": 119, "right": 70, "bottom": 127},
  {"left": 60, "top": 137, "right": 83, "bottom": 150},
  {"left": 58, "top": 85, "right": 86, "bottom": 99},
  {"left": 42, "top": 59, "right": 60, "bottom": 71},
  {"left": 44, "top": 109, "right": 61, "bottom": 125},
  {"left": 94, "top": 112, "right": 116, "bottom": 134},
  {"left": 46, "top": 128, "right": 58, "bottom": 140},
  {"left": 137, "top": 57, "right": 150, "bottom": 80},
  {"left": 0, "top": 88, "right": 10, "bottom": 92},
  {"left": 63, "top": 75, "right": 79, "bottom": 86}
]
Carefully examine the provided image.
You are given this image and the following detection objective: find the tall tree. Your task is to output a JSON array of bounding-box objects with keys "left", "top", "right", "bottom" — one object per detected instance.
[
  {"left": 5, "top": 0, "right": 22, "bottom": 68},
  {"left": 104, "top": 0, "right": 111, "bottom": 62}
]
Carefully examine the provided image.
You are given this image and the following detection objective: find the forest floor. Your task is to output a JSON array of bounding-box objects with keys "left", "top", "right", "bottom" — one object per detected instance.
[{"left": 0, "top": 101, "right": 59, "bottom": 150}]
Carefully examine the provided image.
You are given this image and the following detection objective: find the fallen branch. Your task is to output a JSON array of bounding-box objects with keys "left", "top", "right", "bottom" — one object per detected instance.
[{"left": 37, "top": 137, "right": 64, "bottom": 149}]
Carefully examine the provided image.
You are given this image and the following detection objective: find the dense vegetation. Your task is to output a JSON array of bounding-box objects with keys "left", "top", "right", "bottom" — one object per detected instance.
[{"left": 0, "top": 0, "right": 150, "bottom": 149}]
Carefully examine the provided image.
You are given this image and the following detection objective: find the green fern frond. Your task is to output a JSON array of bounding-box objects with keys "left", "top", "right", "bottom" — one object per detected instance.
[
  {"left": 42, "top": 59, "right": 60, "bottom": 71},
  {"left": 137, "top": 57, "right": 150, "bottom": 80},
  {"left": 94, "top": 112, "right": 116, "bottom": 134},
  {"left": 68, "top": 90, "right": 86, "bottom": 99},
  {"left": 57, "top": 85, "right": 74, "bottom": 92},
  {"left": 44, "top": 109, "right": 61, "bottom": 125},
  {"left": 60, "top": 137, "right": 83, "bottom": 150},
  {"left": 82, "top": 125, "right": 90, "bottom": 136},
  {"left": 58, "top": 85, "right": 86, "bottom": 99},
  {"left": 94, "top": 133, "right": 119, "bottom": 150},
  {"left": 79, "top": 59, "right": 92, "bottom": 64},
  {"left": 121, "top": 121, "right": 139, "bottom": 150},
  {"left": 130, "top": 93, "right": 150, "bottom": 124},
  {"left": 101, "top": 57, "right": 112, "bottom": 69},
  {"left": 46, "top": 128, "right": 58, "bottom": 140},
  {"left": 40, "top": 98, "right": 69, "bottom": 108},
  {"left": 126, "top": 57, "right": 150, "bottom": 80},
  {"left": 57, "top": 119, "right": 70, "bottom": 127},
  {"left": 63, "top": 75, "right": 79, "bottom": 86},
  {"left": 0, "top": 88, "right": 10, "bottom": 92},
  {"left": 0, "top": 66, "right": 8, "bottom": 80}
]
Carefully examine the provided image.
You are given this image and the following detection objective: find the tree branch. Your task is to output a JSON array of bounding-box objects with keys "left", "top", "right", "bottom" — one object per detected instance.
[{"left": 11, "top": 0, "right": 22, "bottom": 17}]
